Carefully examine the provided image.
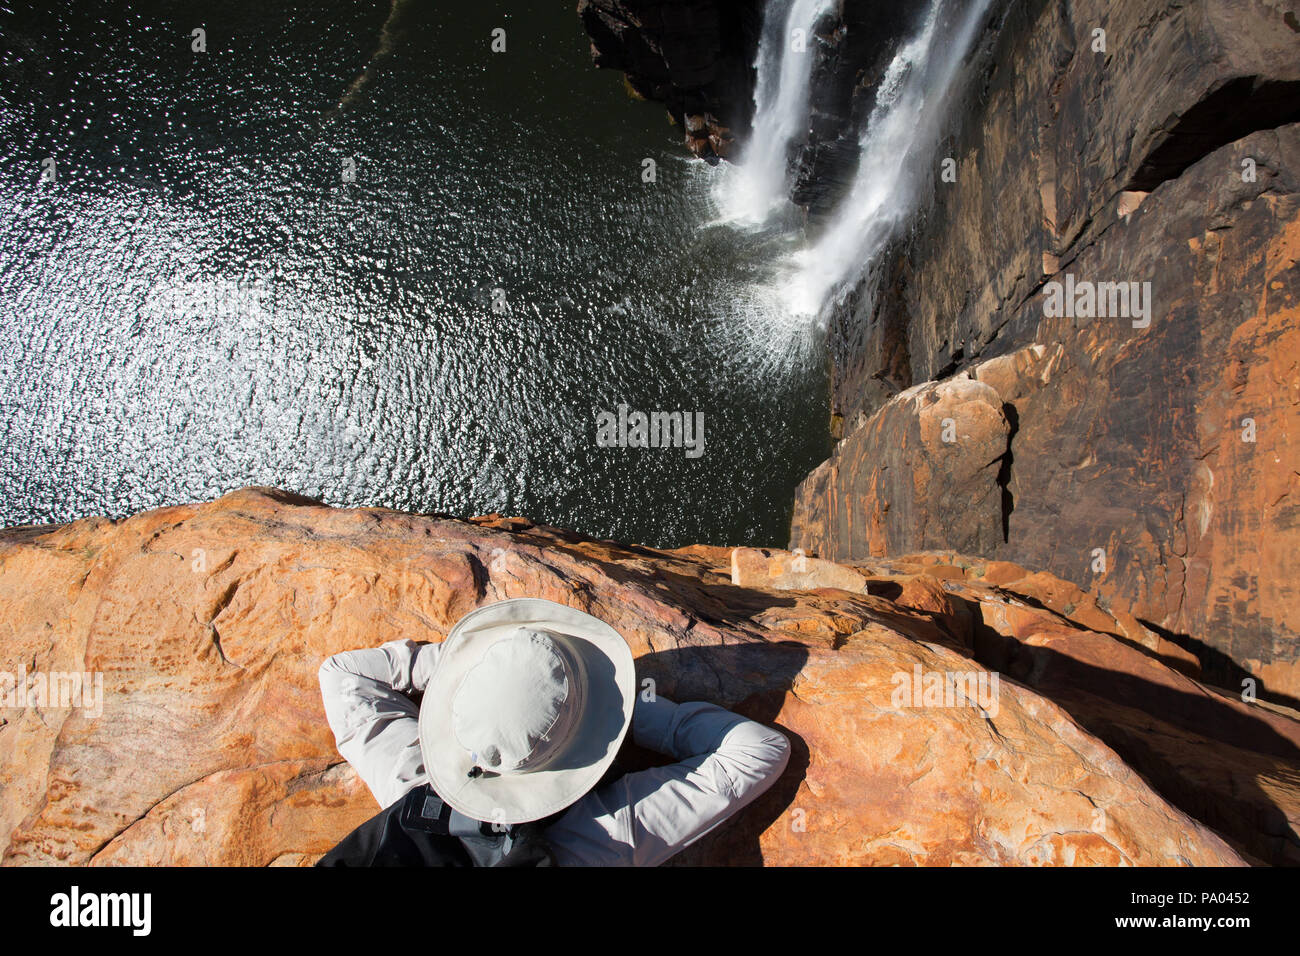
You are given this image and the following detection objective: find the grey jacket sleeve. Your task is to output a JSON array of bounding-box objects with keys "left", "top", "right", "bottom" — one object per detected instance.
[
  {"left": 317, "top": 639, "right": 441, "bottom": 809},
  {"left": 543, "top": 694, "right": 791, "bottom": 866}
]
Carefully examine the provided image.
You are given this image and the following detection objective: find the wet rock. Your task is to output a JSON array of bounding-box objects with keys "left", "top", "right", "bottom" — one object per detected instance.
[
  {"left": 578, "top": 0, "right": 762, "bottom": 159},
  {"left": 790, "top": 2, "right": 921, "bottom": 216},
  {"left": 577, "top": 0, "right": 917, "bottom": 171}
]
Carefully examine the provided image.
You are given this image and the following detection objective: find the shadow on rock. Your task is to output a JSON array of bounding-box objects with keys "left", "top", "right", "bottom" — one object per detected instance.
[
  {"left": 594, "top": 640, "right": 811, "bottom": 867},
  {"left": 964, "top": 599, "right": 1300, "bottom": 866}
]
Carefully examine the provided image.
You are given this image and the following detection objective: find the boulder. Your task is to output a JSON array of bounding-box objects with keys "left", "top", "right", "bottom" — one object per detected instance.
[{"left": 792, "top": 373, "right": 1013, "bottom": 559}]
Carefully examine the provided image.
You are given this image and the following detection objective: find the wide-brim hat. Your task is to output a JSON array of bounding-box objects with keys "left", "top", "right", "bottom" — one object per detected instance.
[{"left": 418, "top": 598, "right": 635, "bottom": 824}]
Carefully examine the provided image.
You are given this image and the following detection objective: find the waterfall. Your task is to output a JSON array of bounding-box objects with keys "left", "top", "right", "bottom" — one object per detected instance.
[
  {"left": 708, "top": 0, "right": 992, "bottom": 374},
  {"left": 713, "top": 0, "right": 835, "bottom": 226},
  {"left": 776, "top": 0, "right": 993, "bottom": 319}
]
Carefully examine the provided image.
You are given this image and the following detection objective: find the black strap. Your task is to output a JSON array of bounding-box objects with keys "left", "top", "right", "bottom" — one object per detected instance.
[{"left": 316, "top": 784, "right": 558, "bottom": 867}]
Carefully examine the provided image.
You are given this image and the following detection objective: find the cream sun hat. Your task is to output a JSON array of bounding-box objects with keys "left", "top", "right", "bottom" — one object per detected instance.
[{"left": 418, "top": 598, "right": 636, "bottom": 825}]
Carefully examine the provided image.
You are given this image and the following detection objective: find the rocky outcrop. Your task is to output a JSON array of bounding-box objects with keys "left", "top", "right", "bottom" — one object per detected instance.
[
  {"left": 792, "top": 0, "right": 1300, "bottom": 708},
  {"left": 578, "top": 0, "right": 763, "bottom": 161},
  {"left": 792, "top": 373, "right": 1014, "bottom": 558},
  {"left": 0, "top": 488, "right": 1273, "bottom": 866}
]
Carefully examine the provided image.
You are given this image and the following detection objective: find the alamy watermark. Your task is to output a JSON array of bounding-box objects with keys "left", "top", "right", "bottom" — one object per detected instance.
[
  {"left": 50, "top": 886, "right": 150, "bottom": 936},
  {"left": 595, "top": 403, "right": 705, "bottom": 458},
  {"left": 891, "top": 664, "right": 1000, "bottom": 718},
  {"left": 1042, "top": 273, "right": 1152, "bottom": 328},
  {"left": 1, "top": 667, "right": 103, "bottom": 717}
]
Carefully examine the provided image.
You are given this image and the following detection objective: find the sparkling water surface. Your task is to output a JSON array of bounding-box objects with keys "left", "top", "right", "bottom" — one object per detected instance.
[{"left": 0, "top": 0, "right": 828, "bottom": 547}]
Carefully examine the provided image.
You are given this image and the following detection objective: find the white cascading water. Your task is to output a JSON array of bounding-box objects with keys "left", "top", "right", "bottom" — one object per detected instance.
[
  {"left": 776, "top": 0, "right": 993, "bottom": 319},
  {"left": 713, "top": 0, "right": 835, "bottom": 226}
]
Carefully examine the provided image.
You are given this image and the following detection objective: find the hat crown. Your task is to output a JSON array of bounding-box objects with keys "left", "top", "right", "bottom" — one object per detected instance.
[{"left": 450, "top": 628, "right": 584, "bottom": 774}]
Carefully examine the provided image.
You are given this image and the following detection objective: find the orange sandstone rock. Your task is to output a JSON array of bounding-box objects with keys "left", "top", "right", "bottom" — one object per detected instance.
[{"left": 0, "top": 490, "right": 1252, "bottom": 866}]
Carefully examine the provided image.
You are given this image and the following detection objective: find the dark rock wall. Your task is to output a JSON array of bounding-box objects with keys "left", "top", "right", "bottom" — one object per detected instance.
[
  {"left": 840, "top": 0, "right": 1300, "bottom": 420},
  {"left": 578, "top": 0, "right": 764, "bottom": 160},
  {"left": 791, "top": 3, "right": 927, "bottom": 215}
]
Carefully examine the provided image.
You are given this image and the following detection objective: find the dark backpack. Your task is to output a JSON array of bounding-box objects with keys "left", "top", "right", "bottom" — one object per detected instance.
[{"left": 316, "top": 783, "right": 561, "bottom": 867}]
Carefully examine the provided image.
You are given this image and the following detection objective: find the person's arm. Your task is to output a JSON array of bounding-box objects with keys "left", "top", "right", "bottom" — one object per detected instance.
[
  {"left": 317, "top": 639, "right": 442, "bottom": 809},
  {"left": 544, "top": 694, "right": 791, "bottom": 866}
]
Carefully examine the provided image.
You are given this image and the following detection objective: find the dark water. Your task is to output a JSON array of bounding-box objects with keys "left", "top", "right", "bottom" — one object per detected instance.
[{"left": 0, "top": 0, "right": 828, "bottom": 547}]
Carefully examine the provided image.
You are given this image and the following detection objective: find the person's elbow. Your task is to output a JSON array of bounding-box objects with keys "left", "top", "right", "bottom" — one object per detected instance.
[
  {"left": 723, "top": 721, "right": 791, "bottom": 798},
  {"left": 318, "top": 648, "right": 369, "bottom": 689},
  {"left": 318, "top": 652, "right": 345, "bottom": 680},
  {"left": 316, "top": 653, "right": 356, "bottom": 740},
  {"left": 757, "top": 726, "right": 792, "bottom": 781},
  {"left": 317, "top": 653, "right": 346, "bottom": 694}
]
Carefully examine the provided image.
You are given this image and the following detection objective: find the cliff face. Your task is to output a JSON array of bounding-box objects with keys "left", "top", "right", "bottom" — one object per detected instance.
[
  {"left": 3, "top": 488, "right": 1290, "bottom": 865},
  {"left": 792, "top": 0, "right": 1300, "bottom": 708}
]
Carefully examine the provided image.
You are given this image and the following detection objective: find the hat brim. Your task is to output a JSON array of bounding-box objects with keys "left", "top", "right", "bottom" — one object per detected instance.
[{"left": 418, "top": 598, "right": 635, "bottom": 824}]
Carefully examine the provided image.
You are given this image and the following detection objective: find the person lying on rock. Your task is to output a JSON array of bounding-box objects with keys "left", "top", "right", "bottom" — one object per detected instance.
[{"left": 315, "top": 597, "right": 791, "bottom": 866}]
